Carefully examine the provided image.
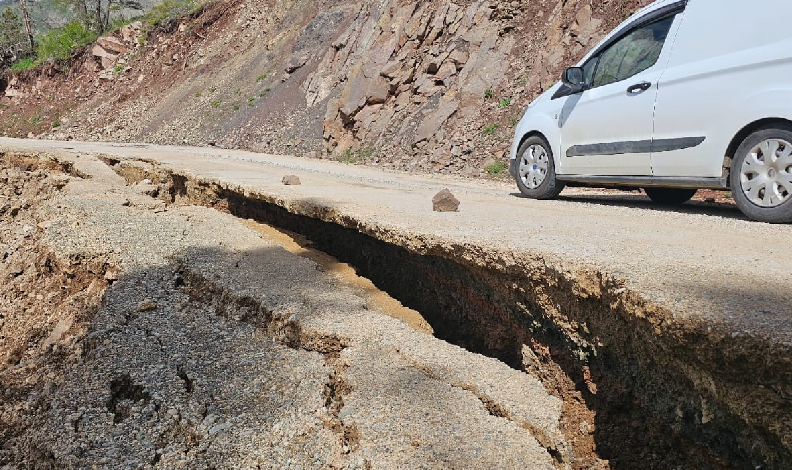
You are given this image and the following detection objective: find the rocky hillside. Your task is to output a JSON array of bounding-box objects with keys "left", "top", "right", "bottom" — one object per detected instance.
[{"left": 0, "top": 0, "right": 650, "bottom": 176}]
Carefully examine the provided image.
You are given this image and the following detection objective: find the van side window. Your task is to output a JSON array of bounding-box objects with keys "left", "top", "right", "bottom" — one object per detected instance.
[{"left": 590, "top": 15, "right": 676, "bottom": 88}]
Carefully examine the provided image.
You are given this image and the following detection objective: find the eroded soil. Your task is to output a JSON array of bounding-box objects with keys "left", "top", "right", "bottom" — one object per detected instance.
[{"left": 1, "top": 151, "right": 581, "bottom": 469}]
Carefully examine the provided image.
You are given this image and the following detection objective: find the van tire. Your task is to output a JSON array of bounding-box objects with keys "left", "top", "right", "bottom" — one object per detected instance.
[
  {"left": 644, "top": 187, "right": 697, "bottom": 205},
  {"left": 511, "top": 136, "right": 565, "bottom": 200},
  {"left": 731, "top": 127, "right": 792, "bottom": 223}
]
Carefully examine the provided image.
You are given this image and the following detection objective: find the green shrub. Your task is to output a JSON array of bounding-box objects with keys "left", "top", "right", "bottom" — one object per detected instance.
[
  {"left": 498, "top": 98, "right": 511, "bottom": 108},
  {"left": 144, "top": 0, "right": 196, "bottom": 30},
  {"left": 482, "top": 123, "right": 499, "bottom": 136},
  {"left": 484, "top": 88, "right": 495, "bottom": 99},
  {"left": 340, "top": 146, "right": 376, "bottom": 163},
  {"left": 10, "top": 57, "right": 36, "bottom": 70},
  {"left": 36, "top": 21, "right": 98, "bottom": 63},
  {"left": 485, "top": 161, "right": 508, "bottom": 178}
]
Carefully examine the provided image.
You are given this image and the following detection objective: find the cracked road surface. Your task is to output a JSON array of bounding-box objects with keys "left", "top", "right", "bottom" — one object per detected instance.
[
  {"left": 1, "top": 147, "right": 568, "bottom": 468},
  {"left": 3, "top": 138, "right": 792, "bottom": 469},
  {"left": 2, "top": 138, "right": 788, "bottom": 341}
]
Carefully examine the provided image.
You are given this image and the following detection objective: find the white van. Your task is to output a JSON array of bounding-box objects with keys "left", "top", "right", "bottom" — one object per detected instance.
[{"left": 509, "top": 0, "right": 792, "bottom": 223}]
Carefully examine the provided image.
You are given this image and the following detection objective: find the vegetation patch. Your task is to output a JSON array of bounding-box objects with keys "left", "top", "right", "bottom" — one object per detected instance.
[
  {"left": 36, "top": 21, "right": 98, "bottom": 64},
  {"left": 485, "top": 160, "right": 508, "bottom": 178},
  {"left": 10, "top": 57, "right": 36, "bottom": 70},
  {"left": 482, "top": 123, "right": 499, "bottom": 136},
  {"left": 340, "top": 146, "right": 376, "bottom": 164},
  {"left": 144, "top": 0, "right": 198, "bottom": 32}
]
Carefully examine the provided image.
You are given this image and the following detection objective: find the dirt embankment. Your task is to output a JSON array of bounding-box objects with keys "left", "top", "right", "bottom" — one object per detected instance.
[
  {"left": 0, "top": 0, "right": 650, "bottom": 176},
  {"left": 0, "top": 154, "right": 115, "bottom": 463}
]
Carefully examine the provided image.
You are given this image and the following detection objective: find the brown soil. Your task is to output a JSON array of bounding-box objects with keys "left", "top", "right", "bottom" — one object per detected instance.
[
  {"left": 0, "top": 153, "right": 115, "bottom": 464},
  {"left": 243, "top": 220, "right": 434, "bottom": 335}
]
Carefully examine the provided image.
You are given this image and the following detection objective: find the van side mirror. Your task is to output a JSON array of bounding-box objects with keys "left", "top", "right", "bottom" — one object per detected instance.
[{"left": 561, "top": 67, "right": 586, "bottom": 93}]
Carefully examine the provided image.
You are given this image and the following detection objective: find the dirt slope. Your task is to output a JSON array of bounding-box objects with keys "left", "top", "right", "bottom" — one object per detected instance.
[{"left": 0, "top": 0, "right": 650, "bottom": 176}]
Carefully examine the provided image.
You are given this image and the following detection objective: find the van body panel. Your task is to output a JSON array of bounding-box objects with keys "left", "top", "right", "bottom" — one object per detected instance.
[
  {"left": 510, "top": 0, "right": 687, "bottom": 174},
  {"left": 558, "top": 7, "right": 685, "bottom": 175},
  {"left": 510, "top": 0, "right": 792, "bottom": 196},
  {"left": 651, "top": 0, "right": 792, "bottom": 177}
]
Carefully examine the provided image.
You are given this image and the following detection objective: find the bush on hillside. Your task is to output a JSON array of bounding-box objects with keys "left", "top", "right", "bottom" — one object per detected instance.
[
  {"left": 35, "top": 20, "right": 98, "bottom": 63},
  {"left": 10, "top": 57, "right": 35, "bottom": 70},
  {"left": 144, "top": 0, "right": 196, "bottom": 30},
  {"left": 1, "top": 7, "right": 32, "bottom": 69}
]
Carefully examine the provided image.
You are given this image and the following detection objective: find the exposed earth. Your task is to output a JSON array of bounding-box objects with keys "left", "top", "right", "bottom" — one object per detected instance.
[{"left": 0, "top": 146, "right": 577, "bottom": 469}]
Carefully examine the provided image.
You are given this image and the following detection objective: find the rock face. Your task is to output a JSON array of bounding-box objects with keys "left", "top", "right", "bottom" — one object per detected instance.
[
  {"left": 1, "top": 1, "right": 652, "bottom": 177},
  {"left": 90, "top": 21, "right": 142, "bottom": 70},
  {"left": 432, "top": 188, "right": 460, "bottom": 212},
  {"left": 313, "top": 1, "right": 513, "bottom": 158}
]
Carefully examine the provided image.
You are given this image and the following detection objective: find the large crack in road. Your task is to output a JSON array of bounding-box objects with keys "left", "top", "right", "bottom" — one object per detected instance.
[
  {"left": 101, "top": 153, "right": 789, "bottom": 469},
  {"left": 1, "top": 143, "right": 791, "bottom": 470},
  {"left": 1, "top": 151, "right": 571, "bottom": 469}
]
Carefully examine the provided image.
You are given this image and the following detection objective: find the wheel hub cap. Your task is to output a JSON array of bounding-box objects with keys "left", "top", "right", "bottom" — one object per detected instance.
[
  {"left": 518, "top": 144, "right": 549, "bottom": 190},
  {"left": 740, "top": 138, "right": 792, "bottom": 208}
]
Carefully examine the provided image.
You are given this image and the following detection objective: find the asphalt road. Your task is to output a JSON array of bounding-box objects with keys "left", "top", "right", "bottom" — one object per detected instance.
[{"left": 2, "top": 138, "right": 789, "bottom": 345}]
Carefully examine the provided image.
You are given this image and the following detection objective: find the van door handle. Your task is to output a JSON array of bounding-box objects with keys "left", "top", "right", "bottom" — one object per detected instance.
[{"left": 627, "top": 82, "right": 652, "bottom": 94}]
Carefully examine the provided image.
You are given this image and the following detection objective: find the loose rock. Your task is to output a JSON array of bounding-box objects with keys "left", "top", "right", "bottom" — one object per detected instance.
[
  {"left": 432, "top": 188, "right": 460, "bottom": 212},
  {"left": 282, "top": 175, "right": 301, "bottom": 185},
  {"left": 138, "top": 299, "right": 157, "bottom": 312}
]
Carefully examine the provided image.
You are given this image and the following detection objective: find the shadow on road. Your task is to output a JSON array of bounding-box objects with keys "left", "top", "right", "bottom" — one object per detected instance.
[{"left": 509, "top": 191, "right": 745, "bottom": 220}]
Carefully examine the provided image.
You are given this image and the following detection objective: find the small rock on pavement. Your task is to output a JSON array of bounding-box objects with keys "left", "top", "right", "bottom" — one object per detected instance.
[
  {"left": 432, "top": 188, "right": 460, "bottom": 212},
  {"left": 104, "top": 268, "right": 119, "bottom": 281},
  {"left": 282, "top": 175, "right": 301, "bottom": 185},
  {"left": 138, "top": 299, "right": 157, "bottom": 312}
]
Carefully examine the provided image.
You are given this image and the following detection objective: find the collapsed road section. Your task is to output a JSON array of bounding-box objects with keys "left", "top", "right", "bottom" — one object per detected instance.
[
  {"left": 1, "top": 150, "right": 574, "bottom": 469},
  {"left": 102, "top": 154, "right": 791, "bottom": 470},
  {"left": 1, "top": 139, "right": 791, "bottom": 470}
]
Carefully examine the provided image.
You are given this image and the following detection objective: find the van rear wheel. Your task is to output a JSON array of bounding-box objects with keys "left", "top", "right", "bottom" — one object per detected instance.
[
  {"left": 731, "top": 127, "right": 792, "bottom": 223},
  {"left": 643, "top": 187, "right": 697, "bottom": 205}
]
